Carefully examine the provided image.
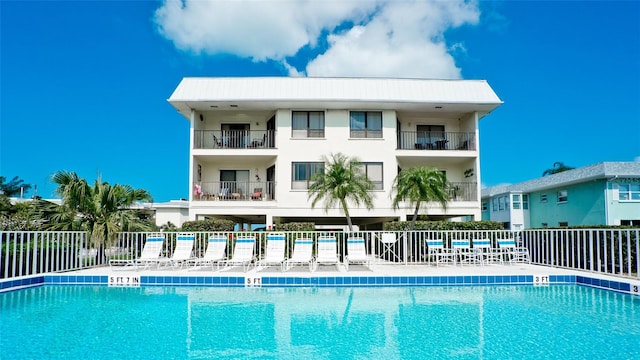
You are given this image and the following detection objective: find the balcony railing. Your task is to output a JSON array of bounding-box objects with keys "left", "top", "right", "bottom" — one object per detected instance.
[
  {"left": 448, "top": 182, "right": 477, "bottom": 201},
  {"left": 194, "top": 130, "right": 276, "bottom": 149},
  {"left": 195, "top": 181, "right": 275, "bottom": 201},
  {"left": 398, "top": 131, "right": 475, "bottom": 151}
]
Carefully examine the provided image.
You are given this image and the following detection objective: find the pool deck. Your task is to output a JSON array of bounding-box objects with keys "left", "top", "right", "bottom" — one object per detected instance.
[
  {"left": 3, "top": 262, "right": 638, "bottom": 294},
  {"left": 79, "top": 262, "right": 571, "bottom": 277}
]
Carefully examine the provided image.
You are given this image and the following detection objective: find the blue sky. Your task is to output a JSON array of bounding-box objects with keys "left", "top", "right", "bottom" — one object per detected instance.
[{"left": 1, "top": 0, "right": 639, "bottom": 202}]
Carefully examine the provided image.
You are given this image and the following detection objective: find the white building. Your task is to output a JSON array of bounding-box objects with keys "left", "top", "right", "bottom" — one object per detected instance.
[{"left": 168, "top": 77, "right": 502, "bottom": 230}]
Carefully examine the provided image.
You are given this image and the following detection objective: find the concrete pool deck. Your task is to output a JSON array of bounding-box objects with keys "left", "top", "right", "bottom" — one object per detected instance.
[{"left": 2, "top": 262, "right": 639, "bottom": 294}]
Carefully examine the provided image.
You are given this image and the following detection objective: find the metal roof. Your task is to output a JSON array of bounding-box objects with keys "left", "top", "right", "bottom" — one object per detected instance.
[
  {"left": 168, "top": 77, "right": 503, "bottom": 118},
  {"left": 482, "top": 162, "right": 640, "bottom": 198}
]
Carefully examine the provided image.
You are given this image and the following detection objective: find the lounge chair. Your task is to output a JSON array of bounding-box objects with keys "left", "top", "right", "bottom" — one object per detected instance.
[
  {"left": 109, "top": 233, "right": 165, "bottom": 270},
  {"left": 155, "top": 233, "right": 196, "bottom": 269},
  {"left": 425, "top": 234, "right": 455, "bottom": 266},
  {"left": 497, "top": 236, "right": 531, "bottom": 264},
  {"left": 256, "top": 232, "right": 286, "bottom": 272},
  {"left": 314, "top": 235, "right": 340, "bottom": 271},
  {"left": 218, "top": 235, "right": 256, "bottom": 272},
  {"left": 473, "top": 238, "right": 502, "bottom": 265},
  {"left": 188, "top": 234, "right": 227, "bottom": 270},
  {"left": 283, "top": 237, "right": 314, "bottom": 271},
  {"left": 344, "top": 237, "right": 373, "bottom": 271},
  {"left": 452, "top": 238, "right": 476, "bottom": 266}
]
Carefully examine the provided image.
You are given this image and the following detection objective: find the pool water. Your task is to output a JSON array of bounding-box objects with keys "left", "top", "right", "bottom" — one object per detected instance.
[{"left": 2, "top": 285, "right": 639, "bottom": 359}]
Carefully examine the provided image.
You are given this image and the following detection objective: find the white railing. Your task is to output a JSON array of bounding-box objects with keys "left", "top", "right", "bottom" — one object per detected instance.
[
  {"left": 521, "top": 228, "right": 640, "bottom": 277},
  {"left": 1, "top": 231, "right": 88, "bottom": 279},
  {"left": 1, "top": 229, "right": 638, "bottom": 279}
]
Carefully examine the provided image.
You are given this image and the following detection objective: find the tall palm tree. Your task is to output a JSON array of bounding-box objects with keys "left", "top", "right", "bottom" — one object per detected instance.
[
  {"left": 38, "top": 171, "right": 154, "bottom": 261},
  {"left": 308, "top": 153, "right": 374, "bottom": 231},
  {"left": 542, "top": 162, "right": 575, "bottom": 176},
  {"left": 391, "top": 166, "right": 450, "bottom": 229}
]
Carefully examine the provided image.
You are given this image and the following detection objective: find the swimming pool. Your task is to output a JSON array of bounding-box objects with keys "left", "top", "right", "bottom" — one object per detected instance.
[{"left": 2, "top": 285, "right": 638, "bottom": 359}]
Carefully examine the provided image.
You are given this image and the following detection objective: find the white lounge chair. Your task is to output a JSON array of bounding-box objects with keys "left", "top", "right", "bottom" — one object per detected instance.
[
  {"left": 497, "top": 237, "right": 531, "bottom": 264},
  {"left": 188, "top": 234, "right": 227, "bottom": 270},
  {"left": 283, "top": 237, "right": 314, "bottom": 271},
  {"left": 425, "top": 234, "right": 455, "bottom": 266},
  {"left": 256, "top": 232, "right": 286, "bottom": 272},
  {"left": 157, "top": 233, "right": 196, "bottom": 269},
  {"left": 473, "top": 238, "right": 502, "bottom": 265},
  {"left": 314, "top": 235, "right": 340, "bottom": 271},
  {"left": 218, "top": 235, "right": 256, "bottom": 272},
  {"left": 109, "top": 233, "right": 165, "bottom": 270},
  {"left": 452, "top": 238, "right": 477, "bottom": 266},
  {"left": 344, "top": 237, "right": 373, "bottom": 271}
]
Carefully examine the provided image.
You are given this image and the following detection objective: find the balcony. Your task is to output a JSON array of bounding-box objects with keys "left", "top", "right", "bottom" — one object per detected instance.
[
  {"left": 194, "top": 130, "right": 276, "bottom": 149},
  {"left": 194, "top": 181, "right": 275, "bottom": 201},
  {"left": 448, "top": 182, "right": 478, "bottom": 201},
  {"left": 397, "top": 131, "right": 475, "bottom": 151}
]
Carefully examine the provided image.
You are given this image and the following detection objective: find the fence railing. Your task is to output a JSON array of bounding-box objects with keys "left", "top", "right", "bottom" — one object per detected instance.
[{"left": 1, "top": 229, "right": 638, "bottom": 280}]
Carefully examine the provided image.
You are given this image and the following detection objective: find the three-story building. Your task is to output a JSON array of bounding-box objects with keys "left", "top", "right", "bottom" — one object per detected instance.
[{"left": 168, "top": 77, "right": 502, "bottom": 229}]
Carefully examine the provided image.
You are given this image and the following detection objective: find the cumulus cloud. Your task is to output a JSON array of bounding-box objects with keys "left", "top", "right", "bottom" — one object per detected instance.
[{"left": 154, "top": 0, "right": 480, "bottom": 79}]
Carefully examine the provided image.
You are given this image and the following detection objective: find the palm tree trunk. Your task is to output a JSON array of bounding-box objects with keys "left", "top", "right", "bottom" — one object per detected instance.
[
  {"left": 341, "top": 199, "right": 354, "bottom": 232},
  {"left": 95, "top": 244, "right": 105, "bottom": 265},
  {"left": 410, "top": 201, "right": 421, "bottom": 229}
]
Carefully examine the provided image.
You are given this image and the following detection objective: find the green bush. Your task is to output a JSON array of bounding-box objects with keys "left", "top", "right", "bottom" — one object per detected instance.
[
  {"left": 180, "top": 219, "right": 235, "bottom": 232},
  {"left": 383, "top": 220, "right": 504, "bottom": 231},
  {"left": 275, "top": 222, "right": 316, "bottom": 232}
]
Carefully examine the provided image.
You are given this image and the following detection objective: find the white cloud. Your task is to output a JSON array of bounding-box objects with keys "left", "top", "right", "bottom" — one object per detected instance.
[{"left": 154, "top": 0, "right": 480, "bottom": 78}]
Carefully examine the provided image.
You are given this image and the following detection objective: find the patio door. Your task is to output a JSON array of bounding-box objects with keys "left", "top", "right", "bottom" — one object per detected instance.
[
  {"left": 220, "top": 170, "right": 250, "bottom": 197},
  {"left": 417, "top": 125, "right": 445, "bottom": 145},
  {"left": 221, "top": 123, "right": 250, "bottom": 148},
  {"left": 267, "top": 115, "right": 275, "bottom": 147},
  {"left": 266, "top": 165, "right": 275, "bottom": 200}
]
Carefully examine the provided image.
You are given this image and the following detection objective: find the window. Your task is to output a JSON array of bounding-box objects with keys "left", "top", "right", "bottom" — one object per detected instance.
[
  {"left": 541, "top": 223, "right": 548, "bottom": 228},
  {"left": 619, "top": 184, "right": 640, "bottom": 201},
  {"left": 482, "top": 202, "right": 488, "bottom": 211},
  {"left": 292, "top": 162, "right": 324, "bottom": 189},
  {"left": 357, "top": 162, "right": 383, "bottom": 190},
  {"left": 292, "top": 111, "right": 324, "bottom": 138},
  {"left": 350, "top": 111, "right": 382, "bottom": 138},
  {"left": 559, "top": 221, "right": 568, "bottom": 227},
  {"left": 540, "top": 194, "right": 547, "bottom": 203},
  {"left": 523, "top": 194, "right": 529, "bottom": 210},
  {"left": 621, "top": 220, "right": 640, "bottom": 226},
  {"left": 512, "top": 194, "right": 521, "bottom": 209},
  {"left": 492, "top": 198, "right": 498, "bottom": 211},
  {"left": 498, "top": 196, "right": 506, "bottom": 211},
  {"left": 557, "top": 190, "right": 568, "bottom": 203}
]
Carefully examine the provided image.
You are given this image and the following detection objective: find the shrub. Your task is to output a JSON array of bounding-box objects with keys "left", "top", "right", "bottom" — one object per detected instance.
[
  {"left": 180, "top": 219, "right": 235, "bottom": 232},
  {"left": 383, "top": 220, "right": 504, "bottom": 231}
]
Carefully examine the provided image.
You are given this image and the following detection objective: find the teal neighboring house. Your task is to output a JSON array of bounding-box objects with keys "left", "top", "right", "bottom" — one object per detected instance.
[{"left": 481, "top": 162, "right": 640, "bottom": 229}]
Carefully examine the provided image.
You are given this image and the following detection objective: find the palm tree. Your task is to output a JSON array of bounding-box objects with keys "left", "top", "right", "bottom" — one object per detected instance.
[
  {"left": 542, "top": 162, "right": 575, "bottom": 176},
  {"left": 308, "top": 153, "right": 374, "bottom": 231},
  {"left": 0, "top": 175, "right": 32, "bottom": 197},
  {"left": 391, "top": 166, "right": 450, "bottom": 229},
  {"left": 37, "top": 171, "right": 154, "bottom": 261}
]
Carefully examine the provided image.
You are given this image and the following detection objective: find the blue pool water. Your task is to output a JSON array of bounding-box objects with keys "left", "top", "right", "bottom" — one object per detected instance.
[{"left": 2, "top": 285, "right": 639, "bottom": 359}]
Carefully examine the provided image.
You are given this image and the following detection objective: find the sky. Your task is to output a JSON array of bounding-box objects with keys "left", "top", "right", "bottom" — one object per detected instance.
[{"left": 1, "top": 0, "right": 639, "bottom": 202}]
